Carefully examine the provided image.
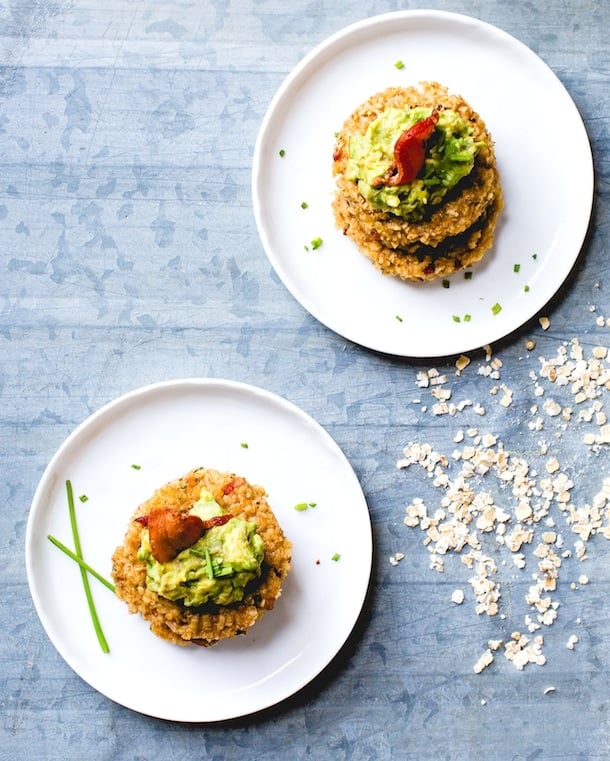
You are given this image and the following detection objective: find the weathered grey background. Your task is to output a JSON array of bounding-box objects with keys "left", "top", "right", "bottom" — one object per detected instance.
[{"left": 2, "top": 1, "right": 608, "bottom": 759}]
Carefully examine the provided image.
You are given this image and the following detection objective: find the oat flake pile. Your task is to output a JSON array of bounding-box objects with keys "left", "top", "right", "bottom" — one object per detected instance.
[{"left": 394, "top": 331, "right": 610, "bottom": 672}]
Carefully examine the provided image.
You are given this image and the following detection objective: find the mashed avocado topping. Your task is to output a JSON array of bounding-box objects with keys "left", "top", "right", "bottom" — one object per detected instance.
[
  {"left": 137, "top": 489, "right": 265, "bottom": 607},
  {"left": 346, "top": 106, "right": 482, "bottom": 220}
]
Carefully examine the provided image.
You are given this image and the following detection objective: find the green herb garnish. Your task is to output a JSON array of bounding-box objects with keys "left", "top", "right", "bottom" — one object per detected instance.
[
  {"left": 331, "top": 553, "right": 341, "bottom": 562},
  {"left": 66, "top": 479, "right": 110, "bottom": 653},
  {"left": 310, "top": 237, "right": 323, "bottom": 250},
  {"left": 492, "top": 303, "right": 502, "bottom": 316},
  {"left": 79, "top": 494, "right": 89, "bottom": 503},
  {"left": 464, "top": 271, "right": 473, "bottom": 280},
  {"left": 47, "top": 534, "right": 115, "bottom": 593},
  {"left": 212, "top": 560, "right": 235, "bottom": 578},
  {"left": 452, "top": 315, "right": 461, "bottom": 323},
  {"left": 464, "top": 314, "right": 472, "bottom": 322},
  {"left": 394, "top": 60, "right": 405, "bottom": 70},
  {"left": 524, "top": 284, "right": 530, "bottom": 292},
  {"left": 130, "top": 463, "right": 141, "bottom": 470},
  {"left": 294, "top": 502, "right": 309, "bottom": 511},
  {"left": 204, "top": 547, "right": 215, "bottom": 580},
  {"left": 301, "top": 201, "right": 309, "bottom": 209},
  {"left": 442, "top": 280, "right": 450, "bottom": 289},
  {"left": 395, "top": 315, "right": 403, "bottom": 322},
  {"left": 240, "top": 442, "right": 249, "bottom": 449},
  {"left": 279, "top": 148, "right": 286, "bottom": 157},
  {"left": 514, "top": 263, "right": 521, "bottom": 273}
]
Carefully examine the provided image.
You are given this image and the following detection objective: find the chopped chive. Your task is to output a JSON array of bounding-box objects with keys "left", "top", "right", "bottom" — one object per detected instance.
[
  {"left": 279, "top": 148, "right": 286, "bottom": 157},
  {"left": 66, "top": 480, "right": 110, "bottom": 653},
  {"left": 301, "top": 201, "right": 309, "bottom": 209},
  {"left": 294, "top": 502, "right": 309, "bottom": 511},
  {"left": 452, "top": 315, "right": 461, "bottom": 323},
  {"left": 310, "top": 237, "right": 323, "bottom": 250},
  {"left": 204, "top": 548, "right": 214, "bottom": 579},
  {"left": 514, "top": 263, "right": 521, "bottom": 273},
  {"left": 524, "top": 284, "right": 530, "bottom": 292},
  {"left": 395, "top": 315, "right": 403, "bottom": 322},
  {"left": 131, "top": 463, "right": 141, "bottom": 470},
  {"left": 394, "top": 59, "right": 405, "bottom": 70},
  {"left": 308, "top": 502, "right": 317, "bottom": 508},
  {"left": 464, "top": 271, "right": 473, "bottom": 280},
  {"left": 79, "top": 494, "right": 89, "bottom": 503},
  {"left": 464, "top": 314, "right": 472, "bottom": 322},
  {"left": 47, "top": 534, "right": 116, "bottom": 593},
  {"left": 331, "top": 553, "right": 341, "bottom": 562},
  {"left": 442, "top": 280, "right": 450, "bottom": 289},
  {"left": 532, "top": 253, "right": 538, "bottom": 260},
  {"left": 240, "top": 442, "right": 249, "bottom": 448},
  {"left": 492, "top": 303, "right": 502, "bottom": 316}
]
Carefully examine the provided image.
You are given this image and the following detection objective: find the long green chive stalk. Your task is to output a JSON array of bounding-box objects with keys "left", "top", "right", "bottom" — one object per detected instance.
[
  {"left": 47, "top": 534, "right": 115, "bottom": 593},
  {"left": 66, "top": 479, "right": 110, "bottom": 653}
]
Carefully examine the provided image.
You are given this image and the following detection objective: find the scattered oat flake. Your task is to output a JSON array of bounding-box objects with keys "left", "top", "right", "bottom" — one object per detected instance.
[
  {"left": 456, "top": 355, "right": 471, "bottom": 373},
  {"left": 539, "top": 316, "right": 551, "bottom": 330},
  {"left": 566, "top": 635, "right": 579, "bottom": 650},
  {"left": 545, "top": 457, "right": 560, "bottom": 474},
  {"left": 451, "top": 589, "right": 465, "bottom": 605},
  {"left": 473, "top": 649, "right": 494, "bottom": 673}
]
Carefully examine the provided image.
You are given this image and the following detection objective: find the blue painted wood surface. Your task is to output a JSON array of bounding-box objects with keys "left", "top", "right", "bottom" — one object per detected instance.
[{"left": 2, "top": 1, "right": 609, "bottom": 758}]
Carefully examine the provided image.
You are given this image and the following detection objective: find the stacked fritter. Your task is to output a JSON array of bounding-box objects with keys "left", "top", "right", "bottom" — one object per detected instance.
[{"left": 332, "top": 81, "right": 503, "bottom": 281}]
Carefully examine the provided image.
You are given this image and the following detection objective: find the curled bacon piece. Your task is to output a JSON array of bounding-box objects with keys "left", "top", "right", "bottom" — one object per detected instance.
[
  {"left": 372, "top": 107, "right": 440, "bottom": 188},
  {"left": 201, "top": 514, "right": 233, "bottom": 529},
  {"left": 222, "top": 476, "right": 246, "bottom": 495},
  {"left": 136, "top": 507, "right": 232, "bottom": 563}
]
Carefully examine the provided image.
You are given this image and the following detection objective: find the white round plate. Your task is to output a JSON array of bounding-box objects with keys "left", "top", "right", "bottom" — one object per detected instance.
[
  {"left": 252, "top": 11, "right": 593, "bottom": 357},
  {"left": 25, "top": 379, "right": 372, "bottom": 722}
]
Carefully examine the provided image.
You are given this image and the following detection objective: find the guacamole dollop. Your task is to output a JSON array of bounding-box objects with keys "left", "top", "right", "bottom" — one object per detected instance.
[
  {"left": 137, "top": 489, "right": 265, "bottom": 607},
  {"left": 346, "top": 106, "right": 482, "bottom": 221}
]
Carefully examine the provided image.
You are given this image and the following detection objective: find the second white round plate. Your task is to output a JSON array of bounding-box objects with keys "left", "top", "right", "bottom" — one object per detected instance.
[
  {"left": 252, "top": 10, "right": 593, "bottom": 357},
  {"left": 25, "top": 379, "right": 372, "bottom": 722}
]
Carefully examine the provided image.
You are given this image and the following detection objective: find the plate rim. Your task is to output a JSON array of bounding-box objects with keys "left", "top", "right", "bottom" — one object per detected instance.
[
  {"left": 252, "top": 9, "right": 594, "bottom": 358},
  {"left": 25, "top": 377, "right": 373, "bottom": 722}
]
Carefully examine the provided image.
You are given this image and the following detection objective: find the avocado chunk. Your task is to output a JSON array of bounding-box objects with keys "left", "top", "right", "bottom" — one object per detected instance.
[
  {"left": 346, "top": 106, "right": 482, "bottom": 221},
  {"left": 137, "top": 489, "right": 265, "bottom": 607}
]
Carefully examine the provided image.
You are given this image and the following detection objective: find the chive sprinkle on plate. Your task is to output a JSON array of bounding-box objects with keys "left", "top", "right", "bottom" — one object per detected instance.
[{"left": 310, "top": 237, "right": 323, "bottom": 250}]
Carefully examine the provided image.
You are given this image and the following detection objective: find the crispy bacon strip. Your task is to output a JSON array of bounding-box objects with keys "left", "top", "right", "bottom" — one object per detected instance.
[
  {"left": 136, "top": 507, "right": 232, "bottom": 563},
  {"left": 372, "top": 107, "right": 440, "bottom": 187},
  {"left": 222, "top": 476, "right": 246, "bottom": 495}
]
